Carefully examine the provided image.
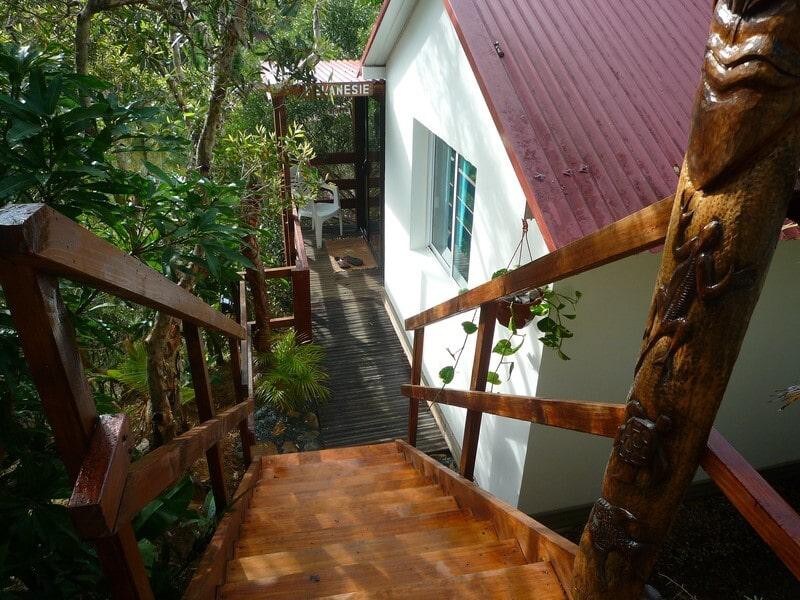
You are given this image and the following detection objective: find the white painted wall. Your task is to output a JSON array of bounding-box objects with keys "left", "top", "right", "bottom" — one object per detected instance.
[
  {"left": 380, "top": 0, "right": 800, "bottom": 515},
  {"left": 519, "top": 243, "right": 800, "bottom": 514},
  {"left": 382, "top": 0, "right": 550, "bottom": 506}
]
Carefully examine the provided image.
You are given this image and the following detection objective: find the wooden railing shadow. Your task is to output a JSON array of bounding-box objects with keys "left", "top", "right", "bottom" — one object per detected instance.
[{"left": 0, "top": 203, "right": 257, "bottom": 600}]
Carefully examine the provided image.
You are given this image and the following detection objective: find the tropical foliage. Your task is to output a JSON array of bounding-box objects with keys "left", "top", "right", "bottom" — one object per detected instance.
[{"left": 0, "top": 0, "right": 381, "bottom": 596}]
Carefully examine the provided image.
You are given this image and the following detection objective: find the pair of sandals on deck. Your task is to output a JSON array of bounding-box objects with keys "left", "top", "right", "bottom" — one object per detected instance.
[{"left": 335, "top": 255, "right": 364, "bottom": 269}]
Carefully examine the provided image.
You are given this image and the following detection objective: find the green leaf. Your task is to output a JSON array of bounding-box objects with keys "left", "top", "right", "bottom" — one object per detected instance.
[
  {"left": 537, "top": 317, "right": 557, "bottom": 333},
  {"left": 462, "top": 321, "right": 478, "bottom": 335},
  {"left": 486, "top": 371, "right": 502, "bottom": 386},
  {"left": 7, "top": 119, "right": 41, "bottom": 143},
  {"left": 439, "top": 366, "right": 455, "bottom": 384},
  {"left": 0, "top": 173, "right": 36, "bottom": 198},
  {"left": 491, "top": 268, "right": 510, "bottom": 279},
  {"left": 493, "top": 338, "right": 523, "bottom": 356},
  {"left": 530, "top": 302, "right": 549, "bottom": 316}
]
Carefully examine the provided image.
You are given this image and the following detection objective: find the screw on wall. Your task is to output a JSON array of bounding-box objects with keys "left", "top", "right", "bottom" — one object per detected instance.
[{"left": 493, "top": 41, "right": 505, "bottom": 58}]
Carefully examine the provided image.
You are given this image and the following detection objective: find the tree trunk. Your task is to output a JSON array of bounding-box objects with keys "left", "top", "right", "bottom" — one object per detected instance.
[
  {"left": 571, "top": 3, "right": 800, "bottom": 598},
  {"left": 195, "top": 0, "right": 251, "bottom": 175},
  {"left": 145, "top": 0, "right": 251, "bottom": 443}
]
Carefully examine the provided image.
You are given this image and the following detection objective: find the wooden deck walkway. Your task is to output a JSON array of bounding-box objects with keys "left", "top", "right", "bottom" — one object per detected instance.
[{"left": 302, "top": 218, "right": 447, "bottom": 454}]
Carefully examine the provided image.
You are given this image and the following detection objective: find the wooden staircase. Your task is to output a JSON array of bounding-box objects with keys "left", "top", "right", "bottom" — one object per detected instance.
[{"left": 214, "top": 441, "right": 574, "bottom": 599}]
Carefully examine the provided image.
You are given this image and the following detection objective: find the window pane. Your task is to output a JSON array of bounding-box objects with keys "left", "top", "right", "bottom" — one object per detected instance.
[
  {"left": 452, "top": 156, "right": 476, "bottom": 286},
  {"left": 431, "top": 137, "right": 456, "bottom": 257}
]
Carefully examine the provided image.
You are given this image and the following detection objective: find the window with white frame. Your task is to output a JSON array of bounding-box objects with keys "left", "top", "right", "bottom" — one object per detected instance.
[{"left": 429, "top": 135, "right": 477, "bottom": 287}]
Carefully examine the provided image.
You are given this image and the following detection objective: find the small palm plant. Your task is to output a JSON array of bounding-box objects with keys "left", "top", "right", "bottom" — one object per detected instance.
[{"left": 255, "top": 330, "right": 330, "bottom": 413}]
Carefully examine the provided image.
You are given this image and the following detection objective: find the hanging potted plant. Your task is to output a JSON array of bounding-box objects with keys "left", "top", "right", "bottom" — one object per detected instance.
[{"left": 493, "top": 221, "right": 544, "bottom": 331}]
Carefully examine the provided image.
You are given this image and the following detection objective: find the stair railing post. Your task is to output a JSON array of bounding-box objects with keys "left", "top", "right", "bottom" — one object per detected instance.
[
  {"left": 0, "top": 265, "right": 154, "bottom": 600},
  {"left": 571, "top": 3, "right": 800, "bottom": 597},
  {"left": 459, "top": 301, "right": 498, "bottom": 480},
  {"left": 184, "top": 322, "right": 229, "bottom": 512},
  {"left": 407, "top": 327, "right": 425, "bottom": 446},
  {"left": 230, "top": 278, "right": 255, "bottom": 465}
]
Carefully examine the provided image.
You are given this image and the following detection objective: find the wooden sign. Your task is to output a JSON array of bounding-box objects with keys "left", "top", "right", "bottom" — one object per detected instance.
[{"left": 316, "top": 82, "right": 373, "bottom": 97}]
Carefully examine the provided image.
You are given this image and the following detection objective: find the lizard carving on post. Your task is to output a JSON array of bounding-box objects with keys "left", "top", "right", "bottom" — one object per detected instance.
[{"left": 573, "top": 1, "right": 800, "bottom": 598}]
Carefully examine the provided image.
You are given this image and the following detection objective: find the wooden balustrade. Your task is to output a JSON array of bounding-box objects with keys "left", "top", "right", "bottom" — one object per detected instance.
[
  {"left": 0, "top": 203, "right": 257, "bottom": 600},
  {"left": 403, "top": 193, "right": 800, "bottom": 588},
  {"left": 403, "top": 383, "right": 800, "bottom": 580}
]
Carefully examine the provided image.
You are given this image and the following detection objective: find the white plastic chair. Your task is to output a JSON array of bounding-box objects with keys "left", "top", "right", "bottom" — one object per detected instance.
[
  {"left": 295, "top": 167, "right": 342, "bottom": 248},
  {"left": 310, "top": 182, "right": 342, "bottom": 249}
]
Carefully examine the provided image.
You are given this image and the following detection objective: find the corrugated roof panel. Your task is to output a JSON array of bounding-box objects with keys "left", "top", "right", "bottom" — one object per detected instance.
[{"left": 446, "top": 0, "right": 710, "bottom": 249}]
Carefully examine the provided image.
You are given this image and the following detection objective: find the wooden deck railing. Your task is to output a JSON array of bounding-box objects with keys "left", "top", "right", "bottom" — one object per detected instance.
[
  {"left": 273, "top": 206, "right": 312, "bottom": 341},
  {"left": 402, "top": 198, "right": 800, "bottom": 585},
  {"left": 0, "top": 204, "right": 257, "bottom": 600}
]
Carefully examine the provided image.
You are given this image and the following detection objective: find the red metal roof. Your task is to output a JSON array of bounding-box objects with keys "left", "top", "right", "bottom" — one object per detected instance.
[{"left": 444, "top": 0, "right": 711, "bottom": 250}]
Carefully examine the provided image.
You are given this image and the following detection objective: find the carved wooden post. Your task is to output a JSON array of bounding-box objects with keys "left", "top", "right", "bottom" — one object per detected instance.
[{"left": 572, "top": 2, "right": 800, "bottom": 598}]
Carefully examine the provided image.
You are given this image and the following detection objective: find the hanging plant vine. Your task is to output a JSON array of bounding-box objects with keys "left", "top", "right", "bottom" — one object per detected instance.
[{"left": 438, "top": 220, "right": 582, "bottom": 389}]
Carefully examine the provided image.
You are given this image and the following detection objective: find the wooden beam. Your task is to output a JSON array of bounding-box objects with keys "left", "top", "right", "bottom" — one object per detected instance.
[
  {"left": 0, "top": 265, "right": 153, "bottom": 599},
  {"left": 402, "top": 385, "right": 625, "bottom": 438},
  {"left": 405, "top": 196, "right": 672, "bottom": 331},
  {"left": 0, "top": 204, "right": 244, "bottom": 340},
  {"left": 291, "top": 266, "right": 312, "bottom": 342},
  {"left": 408, "top": 328, "right": 425, "bottom": 446},
  {"left": 183, "top": 452, "right": 263, "bottom": 600},
  {"left": 117, "top": 399, "right": 253, "bottom": 526},
  {"left": 69, "top": 414, "right": 131, "bottom": 539},
  {"left": 184, "top": 322, "right": 228, "bottom": 511},
  {"left": 269, "top": 315, "right": 295, "bottom": 329},
  {"left": 263, "top": 266, "right": 293, "bottom": 279},
  {"left": 701, "top": 429, "right": 800, "bottom": 579},
  {"left": 460, "top": 302, "right": 498, "bottom": 481}
]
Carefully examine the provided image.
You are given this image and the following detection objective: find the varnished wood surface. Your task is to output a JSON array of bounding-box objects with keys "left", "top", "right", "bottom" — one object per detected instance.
[
  {"left": 184, "top": 454, "right": 263, "bottom": 600},
  {"left": 0, "top": 204, "right": 244, "bottom": 339},
  {"left": 301, "top": 221, "right": 446, "bottom": 453},
  {"left": 118, "top": 399, "right": 253, "bottom": 525},
  {"left": 184, "top": 441, "right": 572, "bottom": 599},
  {"left": 402, "top": 385, "right": 626, "bottom": 438},
  {"left": 405, "top": 196, "right": 672, "bottom": 330},
  {"left": 68, "top": 414, "right": 131, "bottom": 539},
  {"left": 184, "top": 323, "right": 229, "bottom": 511}
]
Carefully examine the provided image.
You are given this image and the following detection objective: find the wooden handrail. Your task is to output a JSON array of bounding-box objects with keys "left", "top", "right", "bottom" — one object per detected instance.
[
  {"left": 404, "top": 196, "right": 672, "bottom": 331},
  {"left": 402, "top": 385, "right": 626, "bottom": 438},
  {"left": 68, "top": 414, "right": 132, "bottom": 539},
  {"left": 405, "top": 381, "right": 800, "bottom": 580},
  {"left": 116, "top": 399, "right": 254, "bottom": 528},
  {"left": 701, "top": 429, "right": 800, "bottom": 579},
  {"left": 0, "top": 204, "right": 245, "bottom": 340}
]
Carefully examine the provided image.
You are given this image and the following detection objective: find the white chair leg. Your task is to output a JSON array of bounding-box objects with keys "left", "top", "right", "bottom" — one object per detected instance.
[
  {"left": 338, "top": 212, "right": 343, "bottom": 237},
  {"left": 315, "top": 216, "right": 322, "bottom": 249}
]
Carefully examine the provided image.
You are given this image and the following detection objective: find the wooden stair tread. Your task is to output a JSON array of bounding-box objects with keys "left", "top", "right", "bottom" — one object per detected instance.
[
  {"left": 244, "top": 496, "right": 460, "bottom": 533},
  {"left": 253, "top": 473, "right": 431, "bottom": 505},
  {"left": 255, "top": 465, "right": 421, "bottom": 493},
  {"left": 248, "top": 484, "right": 444, "bottom": 512},
  {"left": 221, "top": 539, "right": 527, "bottom": 597},
  {"left": 262, "top": 454, "right": 407, "bottom": 480},
  {"left": 259, "top": 443, "right": 398, "bottom": 466},
  {"left": 237, "top": 509, "right": 476, "bottom": 554},
  {"left": 228, "top": 520, "right": 500, "bottom": 574},
  {"left": 312, "top": 562, "right": 567, "bottom": 600},
  {"left": 188, "top": 441, "right": 575, "bottom": 600}
]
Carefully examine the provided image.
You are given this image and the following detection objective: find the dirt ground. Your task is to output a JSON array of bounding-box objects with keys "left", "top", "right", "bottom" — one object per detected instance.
[{"left": 561, "top": 476, "right": 800, "bottom": 599}]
